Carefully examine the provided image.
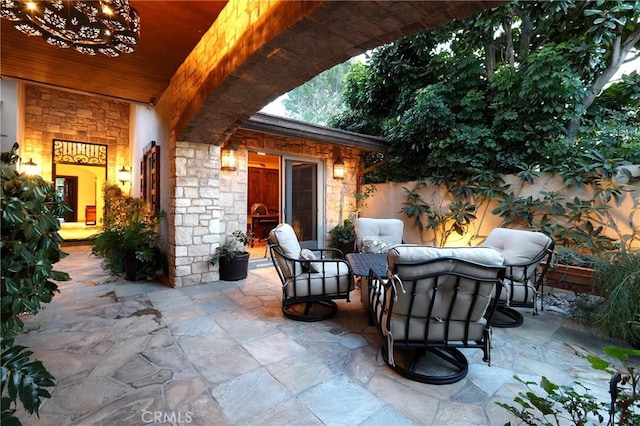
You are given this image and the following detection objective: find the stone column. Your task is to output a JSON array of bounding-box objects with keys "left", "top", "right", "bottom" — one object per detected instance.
[{"left": 171, "top": 141, "right": 221, "bottom": 287}]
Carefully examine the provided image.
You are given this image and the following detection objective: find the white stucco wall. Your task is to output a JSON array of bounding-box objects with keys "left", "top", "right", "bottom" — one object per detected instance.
[{"left": 0, "top": 80, "right": 21, "bottom": 154}]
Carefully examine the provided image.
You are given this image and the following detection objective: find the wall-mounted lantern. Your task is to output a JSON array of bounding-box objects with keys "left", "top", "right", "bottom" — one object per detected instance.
[
  {"left": 118, "top": 166, "right": 131, "bottom": 186},
  {"left": 221, "top": 145, "right": 238, "bottom": 171},
  {"left": 22, "top": 158, "right": 39, "bottom": 175},
  {"left": 333, "top": 146, "right": 345, "bottom": 180},
  {"left": 333, "top": 158, "right": 345, "bottom": 179}
]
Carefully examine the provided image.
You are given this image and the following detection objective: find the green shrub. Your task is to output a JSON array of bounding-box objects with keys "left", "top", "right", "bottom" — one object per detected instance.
[
  {"left": 593, "top": 250, "right": 640, "bottom": 345},
  {"left": 329, "top": 219, "right": 355, "bottom": 245},
  {"left": 1, "top": 143, "right": 70, "bottom": 424},
  {"left": 91, "top": 193, "right": 166, "bottom": 281},
  {"left": 497, "top": 346, "right": 640, "bottom": 425}
]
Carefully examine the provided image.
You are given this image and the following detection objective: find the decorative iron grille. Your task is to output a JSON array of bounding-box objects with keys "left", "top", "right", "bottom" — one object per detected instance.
[{"left": 53, "top": 139, "right": 108, "bottom": 166}]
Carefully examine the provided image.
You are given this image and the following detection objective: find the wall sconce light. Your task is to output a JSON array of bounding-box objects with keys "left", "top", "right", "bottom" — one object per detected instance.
[
  {"left": 221, "top": 145, "right": 237, "bottom": 171},
  {"left": 118, "top": 166, "right": 131, "bottom": 186},
  {"left": 333, "top": 158, "right": 345, "bottom": 179},
  {"left": 22, "top": 158, "right": 39, "bottom": 175}
]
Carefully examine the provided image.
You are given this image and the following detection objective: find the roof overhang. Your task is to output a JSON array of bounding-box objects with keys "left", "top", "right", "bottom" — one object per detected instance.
[{"left": 241, "top": 113, "right": 388, "bottom": 153}]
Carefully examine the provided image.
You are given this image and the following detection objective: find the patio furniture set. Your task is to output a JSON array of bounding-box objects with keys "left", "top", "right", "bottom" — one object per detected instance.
[{"left": 267, "top": 218, "right": 555, "bottom": 385}]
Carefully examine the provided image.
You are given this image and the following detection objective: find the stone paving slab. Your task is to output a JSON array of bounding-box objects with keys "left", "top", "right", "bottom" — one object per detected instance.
[{"left": 12, "top": 245, "right": 636, "bottom": 425}]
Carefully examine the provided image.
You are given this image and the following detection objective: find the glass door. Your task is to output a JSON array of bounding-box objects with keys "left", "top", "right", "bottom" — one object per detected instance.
[{"left": 285, "top": 159, "right": 320, "bottom": 249}]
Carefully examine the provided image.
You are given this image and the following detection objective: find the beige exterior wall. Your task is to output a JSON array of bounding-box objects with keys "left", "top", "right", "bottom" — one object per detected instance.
[{"left": 361, "top": 174, "right": 640, "bottom": 250}]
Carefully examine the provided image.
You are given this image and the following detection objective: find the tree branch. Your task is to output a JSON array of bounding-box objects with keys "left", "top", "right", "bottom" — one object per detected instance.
[
  {"left": 567, "top": 26, "right": 640, "bottom": 140},
  {"left": 623, "top": 51, "right": 640, "bottom": 63}
]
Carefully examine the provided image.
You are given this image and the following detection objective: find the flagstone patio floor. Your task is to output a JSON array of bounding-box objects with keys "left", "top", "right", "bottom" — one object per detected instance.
[{"left": 13, "top": 245, "right": 631, "bottom": 425}]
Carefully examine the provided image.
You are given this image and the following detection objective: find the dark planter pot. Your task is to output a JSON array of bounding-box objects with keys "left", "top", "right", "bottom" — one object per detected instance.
[
  {"left": 124, "top": 251, "right": 140, "bottom": 281},
  {"left": 335, "top": 241, "right": 355, "bottom": 257},
  {"left": 219, "top": 252, "right": 250, "bottom": 281},
  {"left": 543, "top": 262, "right": 597, "bottom": 294}
]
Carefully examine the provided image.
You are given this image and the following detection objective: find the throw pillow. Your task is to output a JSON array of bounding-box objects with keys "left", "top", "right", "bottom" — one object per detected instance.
[
  {"left": 361, "top": 239, "right": 390, "bottom": 254},
  {"left": 300, "top": 249, "right": 319, "bottom": 273}
]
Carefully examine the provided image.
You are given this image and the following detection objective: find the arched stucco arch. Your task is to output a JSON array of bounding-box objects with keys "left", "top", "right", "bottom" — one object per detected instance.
[{"left": 168, "top": 0, "right": 504, "bottom": 145}]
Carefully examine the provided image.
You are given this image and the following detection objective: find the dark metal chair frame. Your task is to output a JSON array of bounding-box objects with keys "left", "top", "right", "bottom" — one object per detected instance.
[
  {"left": 268, "top": 243, "right": 354, "bottom": 322},
  {"left": 492, "top": 239, "right": 556, "bottom": 328},
  {"left": 368, "top": 257, "right": 505, "bottom": 385}
]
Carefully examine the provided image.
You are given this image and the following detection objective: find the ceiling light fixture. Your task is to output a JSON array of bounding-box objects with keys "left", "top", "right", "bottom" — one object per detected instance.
[{"left": 1, "top": 0, "right": 141, "bottom": 57}]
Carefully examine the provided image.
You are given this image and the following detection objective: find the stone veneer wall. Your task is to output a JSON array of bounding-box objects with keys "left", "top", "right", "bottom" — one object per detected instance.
[
  {"left": 231, "top": 129, "right": 361, "bottom": 243},
  {"left": 170, "top": 128, "right": 361, "bottom": 287},
  {"left": 22, "top": 85, "right": 130, "bottom": 182},
  {"left": 170, "top": 142, "right": 222, "bottom": 287}
]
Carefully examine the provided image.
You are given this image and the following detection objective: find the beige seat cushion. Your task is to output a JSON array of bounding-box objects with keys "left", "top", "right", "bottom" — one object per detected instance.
[
  {"left": 387, "top": 245, "right": 504, "bottom": 279},
  {"left": 283, "top": 262, "right": 352, "bottom": 297}
]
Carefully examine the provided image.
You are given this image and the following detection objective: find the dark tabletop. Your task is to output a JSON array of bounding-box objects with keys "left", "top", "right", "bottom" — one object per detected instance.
[{"left": 346, "top": 252, "right": 388, "bottom": 277}]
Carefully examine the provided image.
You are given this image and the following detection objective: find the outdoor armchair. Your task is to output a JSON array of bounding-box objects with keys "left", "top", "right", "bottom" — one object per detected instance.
[
  {"left": 480, "top": 227, "right": 555, "bottom": 327},
  {"left": 355, "top": 217, "right": 404, "bottom": 310},
  {"left": 355, "top": 217, "right": 404, "bottom": 253},
  {"left": 268, "top": 223, "right": 354, "bottom": 322},
  {"left": 368, "top": 245, "right": 505, "bottom": 384}
]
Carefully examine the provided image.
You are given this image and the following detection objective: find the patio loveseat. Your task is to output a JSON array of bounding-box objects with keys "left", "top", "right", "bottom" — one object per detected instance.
[{"left": 367, "top": 245, "right": 505, "bottom": 384}]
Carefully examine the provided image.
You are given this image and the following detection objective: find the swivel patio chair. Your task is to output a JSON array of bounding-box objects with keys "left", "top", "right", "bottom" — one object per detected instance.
[
  {"left": 368, "top": 245, "right": 505, "bottom": 384},
  {"left": 480, "top": 227, "right": 555, "bottom": 327},
  {"left": 355, "top": 217, "right": 404, "bottom": 312},
  {"left": 355, "top": 217, "right": 404, "bottom": 253},
  {"left": 268, "top": 223, "right": 355, "bottom": 322}
]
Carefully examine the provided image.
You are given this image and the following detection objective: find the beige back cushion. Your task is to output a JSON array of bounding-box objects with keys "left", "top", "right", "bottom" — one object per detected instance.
[
  {"left": 355, "top": 218, "right": 404, "bottom": 252},
  {"left": 269, "top": 223, "right": 302, "bottom": 279},
  {"left": 386, "top": 245, "right": 504, "bottom": 322},
  {"left": 480, "top": 228, "right": 552, "bottom": 282}
]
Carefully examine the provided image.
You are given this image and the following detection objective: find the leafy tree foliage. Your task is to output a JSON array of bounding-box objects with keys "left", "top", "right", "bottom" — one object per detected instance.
[
  {"left": 1, "top": 144, "right": 69, "bottom": 424},
  {"left": 281, "top": 59, "right": 354, "bottom": 126},
  {"left": 330, "top": 0, "right": 640, "bottom": 182}
]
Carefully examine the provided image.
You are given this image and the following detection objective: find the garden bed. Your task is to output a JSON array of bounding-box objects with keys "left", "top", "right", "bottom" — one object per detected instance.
[{"left": 543, "top": 262, "right": 598, "bottom": 295}]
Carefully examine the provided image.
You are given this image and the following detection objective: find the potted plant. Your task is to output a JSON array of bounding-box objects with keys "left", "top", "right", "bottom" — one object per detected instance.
[
  {"left": 329, "top": 219, "right": 355, "bottom": 255},
  {"left": 210, "top": 230, "right": 254, "bottom": 281},
  {"left": 91, "top": 193, "right": 166, "bottom": 281}
]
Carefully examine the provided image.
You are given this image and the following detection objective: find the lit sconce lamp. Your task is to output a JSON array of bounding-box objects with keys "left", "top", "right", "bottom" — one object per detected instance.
[
  {"left": 221, "top": 145, "right": 237, "bottom": 171},
  {"left": 118, "top": 166, "right": 131, "bottom": 186},
  {"left": 22, "top": 158, "right": 39, "bottom": 175},
  {"left": 333, "top": 158, "right": 345, "bottom": 179}
]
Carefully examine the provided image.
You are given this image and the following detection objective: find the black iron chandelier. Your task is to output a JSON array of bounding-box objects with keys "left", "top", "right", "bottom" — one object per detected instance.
[{"left": 1, "top": 0, "right": 140, "bottom": 57}]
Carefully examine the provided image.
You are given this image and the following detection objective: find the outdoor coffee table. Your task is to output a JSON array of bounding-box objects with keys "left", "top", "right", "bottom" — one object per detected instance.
[
  {"left": 346, "top": 252, "right": 387, "bottom": 324},
  {"left": 345, "top": 252, "right": 387, "bottom": 278}
]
